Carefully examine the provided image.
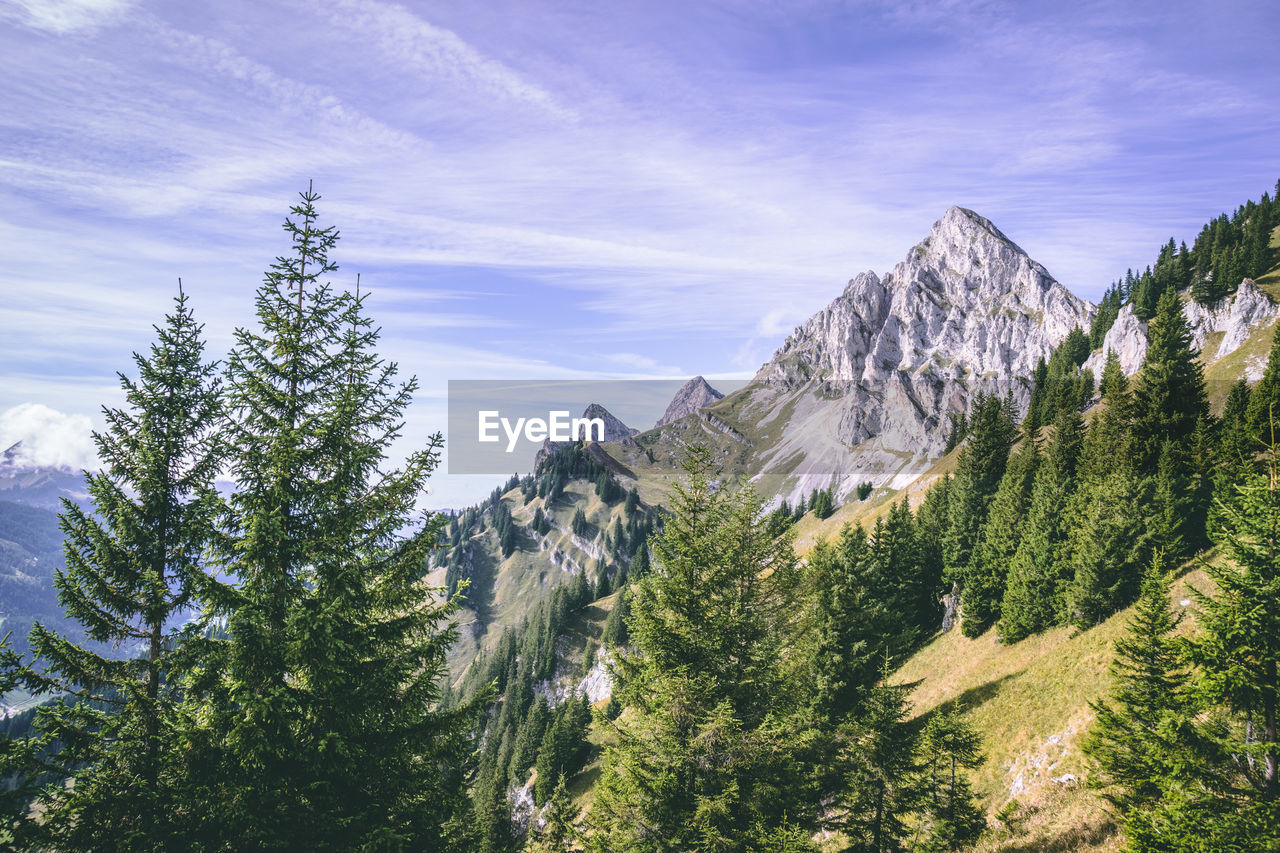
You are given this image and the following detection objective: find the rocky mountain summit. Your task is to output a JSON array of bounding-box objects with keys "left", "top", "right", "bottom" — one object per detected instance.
[
  {"left": 754, "top": 206, "right": 1094, "bottom": 456},
  {"left": 581, "top": 403, "right": 637, "bottom": 442},
  {"left": 655, "top": 376, "right": 724, "bottom": 428},
  {"left": 534, "top": 403, "right": 637, "bottom": 467}
]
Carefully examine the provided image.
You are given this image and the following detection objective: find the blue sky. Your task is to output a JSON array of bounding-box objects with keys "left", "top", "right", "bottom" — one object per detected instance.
[{"left": 1, "top": 0, "right": 1277, "bottom": 507}]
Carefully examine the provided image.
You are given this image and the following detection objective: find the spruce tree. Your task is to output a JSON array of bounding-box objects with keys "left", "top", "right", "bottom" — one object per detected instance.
[
  {"left": 528, "top": 776, "right": 576, "bottom": 852},
  {"left": 19, "top": 290, "right": 223, "bottom": 851},
  {"left": 943, "top": 393, "right": 1015, "bottom": 583},
  {"left": 809, "top": 525, "right": 888, "bottom": 723},
  {"left": 1247, "top": 326, "right": 1280, "bottom": 446},
  {"left": 839, "top": 682, "right": 923, "bottom": 853},
  {"left": 999, "top": 408, "right": 1083, "bottom": 642},
  {"left": 1131, "top": 287, "right": 1209, "bottom": 475},
  {"left": 589, "top": 447, "right": 812, "bottom": 850},
  {"left": 916, "top": 706, "right": 985, "bottom": 851},
  {"left": 961, "top": 438, "right": 1038, "bottom": 637},
  {"left": 1083, "top": 553, "right": 1196, "bottom": 819},
  {"left": 1066, "top": 349, "right": 1149, "bottom": 627},
  {"left": 187, "top": 187, "right": 474, "bottom": 849},
  {"left": 1192, "top": 437, "right": 1280, "bottom": 800},
  {"left": 1210, "top": 378, "right": 1254, "bottom": 538}
]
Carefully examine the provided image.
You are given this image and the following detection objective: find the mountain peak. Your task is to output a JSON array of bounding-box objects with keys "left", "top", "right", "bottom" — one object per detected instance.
[
  {"left": 655, "top": 376, "right": 724, "bottom": 428},
  {"left": 755, "top": 208, "right": 1093, "bottom": 452},
  {"left": 581, "top": 404, "right": 638, "bottom": 442}
]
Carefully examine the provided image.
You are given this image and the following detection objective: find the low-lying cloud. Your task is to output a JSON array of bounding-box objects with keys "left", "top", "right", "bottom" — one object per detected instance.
[{"left": 0, "top": 403, "right": 98, "bottom": 471}]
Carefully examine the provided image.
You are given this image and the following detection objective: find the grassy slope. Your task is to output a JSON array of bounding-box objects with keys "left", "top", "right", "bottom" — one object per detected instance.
[{"left": 890, "top": 563, "right": 1211, "bottom": 852}]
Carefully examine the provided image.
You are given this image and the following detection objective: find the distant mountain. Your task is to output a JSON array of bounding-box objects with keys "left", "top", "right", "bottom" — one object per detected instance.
[
  {"left": 534, "top": 403, "right": 637, "bottom": 468},
  {"left": 610, "top": 206, "right": 1095, "bottom": 506},
  {"left": 0, "top": 442, "right": 90, "bottom": 513},
  {"left": 654, "top": 376, "right": 724, "bottom": 428},
  {"left": 581, "top": 403, "right": 638, "bottom": 442}
]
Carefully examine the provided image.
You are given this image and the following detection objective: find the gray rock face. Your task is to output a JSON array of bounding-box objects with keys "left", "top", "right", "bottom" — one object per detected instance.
[
  {"left": 533, "top": 403, "right": 637, "bottom": 467},
  {"left": 756, "top": 206, "right": 1094, "bottom": 456},
  {"left": 1082, "top": 279, "right": 1280, "bottom": 379},
  {"left": 655, "top": 376, "right": 724, "bottom": 428},
  {"left": 581, "top": 403, "right": 638, "bottom": 442}
]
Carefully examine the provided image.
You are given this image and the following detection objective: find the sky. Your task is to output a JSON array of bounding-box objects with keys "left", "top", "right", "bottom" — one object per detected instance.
[{"left": 1, "top": 0, "right": 1277, "bottom": 507}]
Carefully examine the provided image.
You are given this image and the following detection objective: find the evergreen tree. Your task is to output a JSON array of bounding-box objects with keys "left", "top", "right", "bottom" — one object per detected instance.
[
  {"left": 808, "top": 526, "right": 888, "bottom": 723},
  {"left": 810, "top": 487, "right": 835, "bottom": 520},
  {"left": 961, "top": 438, "right": 1038, "bottom": 637},
  {"left": 19, "top": 290, "right": 224, "bottom": 851},
  {"left": 185, "top": 187, "right": 474, "bottom": 849},
  {"left": 999, "top": 408, "right": 1083, "bottom": 642},
  {"left": 1065, "top": 350, "right": 1150, "bottom": 627},
  {"left": 1131, "top": 287, "right": 1209, "bottom": 475},
  {"left": 1065, "top": 456, "right": 1149, "bottom": 629},
  {"left": 839, "top": 682, "right": 923, "bottom": 853},
  {"left": 943, "top": 393, "right": 1015, "bottom": 583},
  {"left": 589, "top": 448, "right": 812, "bottom": 850},
  {"left": 915, "top": 706, "right": 985, "bottom": 852},
  {"left": 1192, "top": 439, "right": 1280, "bottom": 800},
  {"left": 1210, "top": 378, "right": 1253, "bottom": 538},
  {"left": 1082, "top": 554, "right": 1215, "bottom": 852},
  {"left": 0, "top": 636, "right": 36, "bottom": 833},
  {"left": 528, "top": 776, "right": 576, "bottom": 852},
  {"left": 1247, "top": 327, "right": 1280, "bottom": 447}
]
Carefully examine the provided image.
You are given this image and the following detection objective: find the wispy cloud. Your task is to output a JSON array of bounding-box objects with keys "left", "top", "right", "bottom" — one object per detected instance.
[
  {"left": 2, "top": 0, "right": 1276, "bottom": 504},
  {"left": 0, "top": 0, "right": 133, "bottom": 33}
]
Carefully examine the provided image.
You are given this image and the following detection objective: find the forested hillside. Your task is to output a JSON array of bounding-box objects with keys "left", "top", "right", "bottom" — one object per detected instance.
[{"left": 2, "top": 182, "right": 1280, "bottom": 851}]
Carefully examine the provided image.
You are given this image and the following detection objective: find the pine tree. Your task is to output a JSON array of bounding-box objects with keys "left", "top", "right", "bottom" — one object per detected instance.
[
  {"left": 1210, "top": 378, "right": 1254, "bottom": 538},
  {"left": 528, "top": 776, "right": 576, "bottom": 852},
  {"left": 808, "top": 526, "right": 889, "bottom": 723},
  {"left": 943, "top": 393, "right": 1015, "bottom": 583},
  {"left": 915, "top": 706, "right": 985, "bottom": 852},
  {"left": 0, "top": 636, "right": 36, "bottom": 832},
  {"left": 999, "top": 408, "right": 1083, "bottom": 642},
  {"left": 839, "top": 682, "right": 923, "bottom": 853},
  {"left": 185, "top": 187, "right": 475, "bottom": 849},
  {"left": 1131, "top": 287, "right": 1209, "bottom": 475},
  {"left": 20, "top": 290, "right": 224, "bottom": 851},
  {"left": 961, "top": 438, "right": 1038, "bottom": 637},
  {"left": 1192, "top": 437, "right": 1280, "bottom": 800},
  {"left": 589, "top": 447, "right": 813, "bottom": 850},
  {"left": 1247, "top": 327, "right": 1280, "bottom": 446},
  {"left": 1065, "top": 350, "right": 1149, "bottom": 628},
  {"left": 1083, "top": 554, "right": 1207, "bottom": 850}
]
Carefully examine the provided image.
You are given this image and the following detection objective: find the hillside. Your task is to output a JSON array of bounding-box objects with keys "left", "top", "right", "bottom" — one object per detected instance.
[{"left": 436, "top": 186, "right": 1280, "bottom": 851}]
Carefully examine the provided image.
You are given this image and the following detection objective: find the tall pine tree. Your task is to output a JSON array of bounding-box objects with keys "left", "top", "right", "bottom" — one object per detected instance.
[
  {"left": 187, "top": 186, "right": 474, "bottom": 849},
  {"left": 999, "top": 408, "right": 1083, "bottom": 642},
  {"left": 19, "top": 290, "right": 223, "bottom": 852},
  {"left": 589, "top": 447, "right": 813, "bottom": 851}
]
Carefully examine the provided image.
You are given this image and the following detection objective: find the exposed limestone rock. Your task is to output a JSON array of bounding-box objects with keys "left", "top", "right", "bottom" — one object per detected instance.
[
  {"left": 655, "top": 376, "right": 724, "bottom": 427},
  {"left": 1081, "top": 278, "right": 1279, "bottom": 377}
]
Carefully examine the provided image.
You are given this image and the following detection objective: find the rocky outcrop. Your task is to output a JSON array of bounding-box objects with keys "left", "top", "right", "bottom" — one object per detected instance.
[
  {"left": 655, "top": 376, "right": 724, "bottom": 427},
  {"left": 533, "top": 403, "right": 638, "bottom": 467},
  {"left": 755, "top": 207, "right": 1094, "bottom": 456},
  {"left": 1082, "top": 278, "right": 1280, "bottom": 378},
  {"left": 581, "top": 403, "right": 638, "bottom": 443}
]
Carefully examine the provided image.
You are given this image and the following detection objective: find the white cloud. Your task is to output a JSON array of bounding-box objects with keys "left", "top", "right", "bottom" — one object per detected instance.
[
  {"left": 0, "top": 403, "right": 98, "bottom": 470},
  {"left": 0, "top": 0, "right": 132, "bottom": 33},
  {"left": 316, "top": 0, "right": 566, "bottom": 115}
]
